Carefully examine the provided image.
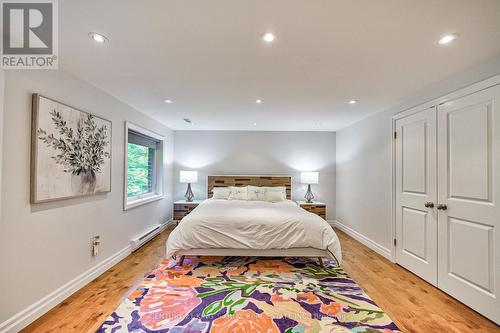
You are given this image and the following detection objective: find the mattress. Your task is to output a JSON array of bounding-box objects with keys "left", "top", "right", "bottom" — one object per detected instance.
[{"left": 166, "top": 199, "right": 342, "bottom": 264}]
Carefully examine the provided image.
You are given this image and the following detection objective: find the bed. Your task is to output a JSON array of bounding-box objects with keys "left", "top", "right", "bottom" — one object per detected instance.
[{"left": 166, "top": 175, "right": 342, "bottom": 265}]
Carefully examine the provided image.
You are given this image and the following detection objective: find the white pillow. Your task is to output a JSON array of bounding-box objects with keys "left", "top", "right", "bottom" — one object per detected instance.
[
  {"left": 247, "top": 186, "right": 267, "bottom": 201},
  {"left": 266, "top": 186, "right": 286, "bottom": 195},
  {"left": 265, "top": 186, "right": 287, "bottom": 202},
  {"left": 212, "top": 187, "right": 231, "bottom": 199},
  {"left": 228, "top": 186, "right": 248, "bottom": 200}
]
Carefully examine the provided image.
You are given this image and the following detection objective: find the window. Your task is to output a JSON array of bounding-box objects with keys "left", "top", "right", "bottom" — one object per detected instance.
[{"left": 124, "top": 123, "right": 164, "bottom": 210}]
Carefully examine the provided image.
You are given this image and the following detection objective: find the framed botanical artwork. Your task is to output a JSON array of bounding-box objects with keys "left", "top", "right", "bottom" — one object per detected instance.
[{"left": 30, "top": 94, "right": 112, "bottom": 203}]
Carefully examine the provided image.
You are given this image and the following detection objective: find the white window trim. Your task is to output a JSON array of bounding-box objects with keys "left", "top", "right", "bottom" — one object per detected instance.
[{"left": 124, "top": 122, "right": 165, "bottom": 210}]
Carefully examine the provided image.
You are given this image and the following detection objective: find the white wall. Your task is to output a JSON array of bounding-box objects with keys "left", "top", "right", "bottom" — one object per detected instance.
[
  {"left": 336, "top": 56, "right": 500, "bottom": 256},
  {"left": 336, "top": 111, "right": 393, "bottom": 251},
  {"left": 0, "top": 70, "right": 4, "bottom": 239},
  {"left": 174, "top": 131, "right": 336, "bottom": 219},
  {"left": 0, "top": 70, "right": 174, "bottom": 330}
]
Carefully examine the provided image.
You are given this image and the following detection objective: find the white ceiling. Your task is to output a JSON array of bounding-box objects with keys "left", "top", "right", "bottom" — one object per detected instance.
[{"left": 60, "top": 0, "right": 500, "bottom": 131}]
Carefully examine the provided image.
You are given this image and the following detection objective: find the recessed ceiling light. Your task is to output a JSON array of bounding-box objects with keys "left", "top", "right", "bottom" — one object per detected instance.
[
  {"left": 438, "top": 34, "right": 457, "bottom": 45},
  {"left": 261, "top": 32, "right": 275, "bottom": 43},
  {"left": 89, "top": 32, "right": 108, "bottom": 43},
  {"left": 164, "top": 99, "right": 173, "bottom": 104},
  {"left": 256, "top": 99, "right": 262, "bottom": 104},
  {"left": 348, "top": 100, "right": 358, "bottom": 104},
  {"left": 253, "top": 122, "right": 257, "bottom": 126}
]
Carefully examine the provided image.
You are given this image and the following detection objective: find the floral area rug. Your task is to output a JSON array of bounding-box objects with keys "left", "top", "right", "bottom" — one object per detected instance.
[{"left": 97, "top": 256, "right": 401, "bottom": 333}]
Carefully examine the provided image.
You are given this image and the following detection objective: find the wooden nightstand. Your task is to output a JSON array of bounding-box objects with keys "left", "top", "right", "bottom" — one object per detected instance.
[
  {"left": 173, "top": 200, "right": 201, "bottom": 222},
  {"left": 297, "top": 201, "right": 326, "bottom": 219}
]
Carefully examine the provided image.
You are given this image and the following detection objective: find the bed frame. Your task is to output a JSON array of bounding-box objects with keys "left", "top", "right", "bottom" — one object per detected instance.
[
  {"left": 176, "top": 248, "right": 331, "bottom": 267},
  {"left": 175, "top": 175, "right": 336, "bottom": 267},
  {"left": 207, "top": 175, "right": 292, "bottom": 199}
]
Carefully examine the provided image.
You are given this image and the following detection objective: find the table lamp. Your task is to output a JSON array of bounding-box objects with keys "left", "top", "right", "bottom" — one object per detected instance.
[
  {"left": 180, "top": 170, "right": 198, "bottom": 202},
  {"left": 300, "top": 171, "right": 319, "bottom": 203}
]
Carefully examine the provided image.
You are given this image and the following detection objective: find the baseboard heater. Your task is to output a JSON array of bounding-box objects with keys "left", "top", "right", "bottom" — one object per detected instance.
[{"left": 130, "top": 223, "right": 166, "bottom": 252}]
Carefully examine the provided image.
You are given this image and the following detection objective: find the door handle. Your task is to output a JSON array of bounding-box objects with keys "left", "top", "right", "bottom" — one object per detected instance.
[
  {"left": 424, "top": 202, "right": 434, "bottom": 208},
  {"left": 437, "top": 204, "right": 447, "bottom": 211}
]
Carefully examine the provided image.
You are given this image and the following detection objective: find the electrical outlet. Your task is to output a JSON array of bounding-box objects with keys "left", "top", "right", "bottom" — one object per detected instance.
[{"left": 91, "top": 236, "right": 100, "bottom": 257}]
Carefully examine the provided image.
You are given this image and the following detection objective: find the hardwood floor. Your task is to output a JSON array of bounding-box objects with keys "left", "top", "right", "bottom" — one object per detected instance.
[
  {"left": 338, "top": 231, "right": 499, "bottom": 333},
  {"left": 22, "top": 227, "right": 498, "bottom": 332}
]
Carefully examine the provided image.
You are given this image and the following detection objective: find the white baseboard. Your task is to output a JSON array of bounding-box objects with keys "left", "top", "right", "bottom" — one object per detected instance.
[
  {"left": 328, "top": 220, "right": 394, "bottom": 262},
  {"left": 161, "top": 218, "right": 174, "bottom": 230},
  {"left": 0, "top": 218, "right": 174, "bottom": 333}
]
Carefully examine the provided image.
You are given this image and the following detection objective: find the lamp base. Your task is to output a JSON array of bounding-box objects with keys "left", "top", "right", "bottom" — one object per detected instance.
[
  {"left": 304, "top": 184, "right": 314, "bottom": 203},
  {"left": 184, "top": 183, "right": 194, "bottom": 202}
]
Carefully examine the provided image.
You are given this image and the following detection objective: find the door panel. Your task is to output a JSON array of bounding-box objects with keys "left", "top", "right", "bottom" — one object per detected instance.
[
  {"left": 395, "top": 107, "right": 437, "bottom": 285},
  {"left": 437, "top": 85, "right": 500, "bottom": 324},
  {"left": 448, "top": 217, "right": 493, "bottom": 293},
  {"left": 402, "top": 121, "right": 427, "bottom": 194},
  {"left": 448, "top": 101, "right": 491, "bottom": 201},
  {"left": 402, "top": 207, "right": 428, "bottom": 261}
]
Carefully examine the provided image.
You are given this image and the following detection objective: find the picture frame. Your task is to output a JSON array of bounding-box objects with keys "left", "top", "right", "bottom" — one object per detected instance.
[{"left": 30, "top": 94, "right": 112, "bottom": 203}]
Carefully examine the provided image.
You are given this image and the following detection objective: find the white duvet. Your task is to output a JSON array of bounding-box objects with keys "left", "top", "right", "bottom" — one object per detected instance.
[{"left": 166, "top": 199, "right": 342, "bottom": 264}]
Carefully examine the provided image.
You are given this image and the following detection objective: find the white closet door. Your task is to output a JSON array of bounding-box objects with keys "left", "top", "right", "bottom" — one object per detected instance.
[
  {"left": 437, "top": 85, "right": 500, "bottom": 324},
  {"left": 395, "top": 107, "right": 438, "bottom": 285}
]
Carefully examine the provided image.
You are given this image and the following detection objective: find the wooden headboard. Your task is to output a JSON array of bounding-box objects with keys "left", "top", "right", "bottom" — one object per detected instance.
[{"left": 207, "top": 175, "right": 292, "bottom": 199}]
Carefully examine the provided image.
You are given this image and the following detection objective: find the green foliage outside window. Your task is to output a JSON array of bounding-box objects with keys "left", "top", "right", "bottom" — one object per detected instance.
[{"left": 127, "top": 143, "right": 154, "bottom": 197}]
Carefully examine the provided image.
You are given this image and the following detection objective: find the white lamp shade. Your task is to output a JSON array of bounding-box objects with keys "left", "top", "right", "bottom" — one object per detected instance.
[
  {"left": 300, "top": 172, "right": 319, "bottom": 184},
  {"left": 179, "top": 170, "right": 198, "bottom": 183}
]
